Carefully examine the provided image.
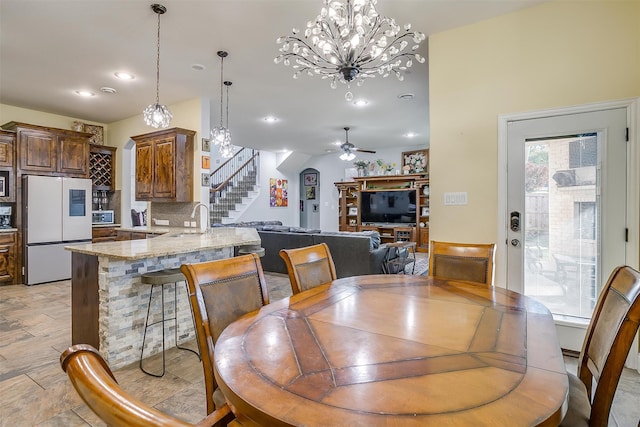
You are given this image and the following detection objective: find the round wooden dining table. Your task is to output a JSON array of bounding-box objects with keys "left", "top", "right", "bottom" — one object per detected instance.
[{"left": 214, "top": 275, "right": 568, "bottom": 426}]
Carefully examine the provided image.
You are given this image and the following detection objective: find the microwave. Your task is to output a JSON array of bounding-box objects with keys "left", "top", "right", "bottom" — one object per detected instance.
[{"left": 92, "top": 210, "right": 114, "bottom": 225}]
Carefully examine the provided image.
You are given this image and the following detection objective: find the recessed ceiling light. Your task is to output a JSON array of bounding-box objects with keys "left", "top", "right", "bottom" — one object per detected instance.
[
  {"left": 191, "top": 64, "right": 205, "bottom": 71},
  {"left": 404, "top": 132, "right": 417, "bottom": 138},
  {"left": 100, "top": 87, "right": 117, "bottom": 94},
  {"left": 398, "top": 93, "right": 414, "bottom": 100},
  {"left": 264, "top": 116, "right": 278, "bottom": 123},
  {"left": 353, "top": 99, "right": 369, "bottom": 107},
  {"left": 114, "top": 72, "right": 135, "bottom": 80},
  {"left": 75, "top": 90, "right": 95, "bottom": 97}
]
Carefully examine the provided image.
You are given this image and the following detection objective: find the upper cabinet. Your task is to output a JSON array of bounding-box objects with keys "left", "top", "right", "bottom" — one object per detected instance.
[
  {"left": 0, "top": 130, "right": 15, "bottom": 168},
  {"left": 0, "top": 130, "right": 15, "bottom": 202},
  {"left": 2, "top": 122, "right": 90, "bottom": 178},
  {"left": 89, "top": 145, "right": 117, "bottom": 191},
  {"left": 132, "top": 127, "right": 195, "bottom": 202}
]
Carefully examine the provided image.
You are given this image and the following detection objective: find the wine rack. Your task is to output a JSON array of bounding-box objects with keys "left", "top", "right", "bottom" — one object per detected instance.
[{"left": 89, "top": 145, "right": 116, "bottom": 191}]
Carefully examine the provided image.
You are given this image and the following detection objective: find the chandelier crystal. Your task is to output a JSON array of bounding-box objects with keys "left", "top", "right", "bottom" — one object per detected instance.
[
  {"left": 275, "top": 0, "right": 426, "bottom": 100},
  {"left": 144, "top": 4, "right": 172, "bottom": 128}
]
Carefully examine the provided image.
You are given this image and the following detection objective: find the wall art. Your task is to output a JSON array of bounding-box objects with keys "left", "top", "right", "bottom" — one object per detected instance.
[{"left": 270, "top": 178, "right": 288, "bottom": 207}]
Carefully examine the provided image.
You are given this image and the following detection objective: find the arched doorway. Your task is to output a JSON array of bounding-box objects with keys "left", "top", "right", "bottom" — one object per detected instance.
[{"left": 300, "top": 168, "right": 320, "bottom": 229}]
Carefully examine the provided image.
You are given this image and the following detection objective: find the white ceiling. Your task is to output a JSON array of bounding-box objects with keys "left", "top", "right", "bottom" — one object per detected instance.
[{"left": 0, "top": 0, "right": 546, "bottom": 156}]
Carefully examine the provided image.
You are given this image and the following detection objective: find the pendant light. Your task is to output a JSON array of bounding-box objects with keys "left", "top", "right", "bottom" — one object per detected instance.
[
  {"left": 143, "top": 4, "right": 172, "bottom": 128},
  {"left": 211, "top": 51, "right": 230, "bottom": 146},
  {"left": 219, "top": 80, "right": 234, "bottom": 158}
]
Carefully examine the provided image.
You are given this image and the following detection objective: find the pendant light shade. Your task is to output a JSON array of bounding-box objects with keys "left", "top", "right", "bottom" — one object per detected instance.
[{"left": 144, "top": 4, "right": 172, "bottom": 128}]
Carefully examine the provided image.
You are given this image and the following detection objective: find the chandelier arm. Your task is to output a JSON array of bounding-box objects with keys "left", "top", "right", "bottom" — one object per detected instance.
[{"left": 355, "top": 33, "right": 422, "bottom": 69}]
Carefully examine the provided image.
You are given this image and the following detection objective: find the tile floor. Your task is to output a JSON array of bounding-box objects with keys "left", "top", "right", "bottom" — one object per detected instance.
[{"left": 1, "top": 267, "right": 639, "bottom": 426}]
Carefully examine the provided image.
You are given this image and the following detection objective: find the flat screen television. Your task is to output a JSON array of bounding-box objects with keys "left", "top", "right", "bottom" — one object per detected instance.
[{"left": 361, "top": 190, "right": 416, "bottom": 224}]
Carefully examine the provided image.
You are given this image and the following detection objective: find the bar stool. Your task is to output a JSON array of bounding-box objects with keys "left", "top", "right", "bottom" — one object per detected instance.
[
  {"left": 139, "top": 268, "right": 200, "bottom": 377},
  {"left": 237, "top": 244, "right": 265, "bottom": 258}
]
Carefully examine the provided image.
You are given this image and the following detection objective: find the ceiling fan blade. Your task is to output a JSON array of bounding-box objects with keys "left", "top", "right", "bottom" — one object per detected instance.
[{"left": 356, "top": 148, "right": 376, "bottom": 154}]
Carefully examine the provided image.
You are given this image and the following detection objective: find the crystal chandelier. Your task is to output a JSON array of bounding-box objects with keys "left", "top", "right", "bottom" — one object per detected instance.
[
  {"left": 275, "top": 0, "right": 426, "bottom": 101},
  {"left": 143, "top": 4, "right": 172, "bottom": 128},
  {"left": 211, "top": 51, "right": 231, "bottom": 148}
]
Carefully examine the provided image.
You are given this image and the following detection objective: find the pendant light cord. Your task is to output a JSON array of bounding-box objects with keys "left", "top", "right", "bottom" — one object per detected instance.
[
  {"left": 225, "top": 83, "right": 230, "bottom": 128},
  {"left": 155, "top": 11, "right": 161, "bottom": 104},
  {"left": 219, "top": 56, "right": 224, "bottom": 127}
]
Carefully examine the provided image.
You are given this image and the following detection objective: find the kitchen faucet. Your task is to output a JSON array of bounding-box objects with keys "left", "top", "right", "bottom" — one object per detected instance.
[{"left": 190, "top": 203, "right": 210, "bottom": 233}]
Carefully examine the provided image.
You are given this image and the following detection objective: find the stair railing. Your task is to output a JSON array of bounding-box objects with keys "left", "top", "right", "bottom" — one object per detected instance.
[{"left": 209, "top": 148, "right": 260, "bottom": 221}]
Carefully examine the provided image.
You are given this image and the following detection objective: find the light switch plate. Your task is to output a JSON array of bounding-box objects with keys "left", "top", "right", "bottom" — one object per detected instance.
[{"left": 444, "top": 192, "right": 468, "bottom": 205}]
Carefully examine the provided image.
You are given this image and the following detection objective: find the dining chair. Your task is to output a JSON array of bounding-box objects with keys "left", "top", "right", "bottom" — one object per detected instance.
[
  {"left": 560, "top": 265, "right": 640, "bottom": 427},
  {"left": 180, "top": 253, "right": 270, "bottom": 415},
  {"left": 428, "top": 240, "right": 496, "bottom": 285},
  {"left": 279, "top": 242, "right": 337, "bottom": 294},
  {"left": 60, "top": 344, "right": 237, "bottom": 427}
]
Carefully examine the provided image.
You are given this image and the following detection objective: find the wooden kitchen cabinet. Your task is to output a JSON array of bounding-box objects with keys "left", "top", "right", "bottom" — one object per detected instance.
[
  {"left": 132, "top": 127, "right": 195, "bottom": 202},
  {"left": 2, "top": 122, "right": 90, "bottom": 178},
  {"left": 0, "top": 232, "right": 17, "bottom": 284},
  {"left": 0, "top": 130, "right": 15, "bottom": 203},
  {"left": 0, "top": 130, "right": 15, "bottom": 168},
  {"left": 92, "top": 226, "right": 118, "bottom": 243},
  {"left": 89, "top": 145, "right": 116, "bottom": 191}
]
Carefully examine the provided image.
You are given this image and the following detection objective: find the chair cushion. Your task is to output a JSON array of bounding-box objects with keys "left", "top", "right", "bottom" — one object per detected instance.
[{"left": 559, "top": 373, "right": 590, "bottom": 427}]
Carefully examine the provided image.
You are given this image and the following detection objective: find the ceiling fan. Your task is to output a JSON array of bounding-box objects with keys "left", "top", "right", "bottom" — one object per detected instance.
[{"left": 339, "top": 127, "right": 376, "bottom": 161}]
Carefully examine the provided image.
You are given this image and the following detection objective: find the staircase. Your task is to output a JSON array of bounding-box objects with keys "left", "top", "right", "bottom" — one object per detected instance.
[{"left": 209, "top": 148, "right": 260, "bottom": 224}]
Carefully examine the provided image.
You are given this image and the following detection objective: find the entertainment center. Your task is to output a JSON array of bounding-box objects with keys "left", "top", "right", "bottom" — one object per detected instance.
[{"left": 335, "top": 174, "right": 429, "bottom": 252}]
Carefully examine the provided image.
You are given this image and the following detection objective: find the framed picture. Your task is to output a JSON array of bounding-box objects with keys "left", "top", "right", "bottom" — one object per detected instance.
[
  {"left": 348, "top": 206, "right": 358, "bottom": 216},
  {"left": 402, "top": 149, "right": 429, "bottom": 174},
  {"left": 303, "top": 172, "right": 317, "bottom": 186},
  {"left": 306, "top": 186, "right": 316, "bottom": 200},
  {"left": 201, "top": 155, "right": 211, "bottom": 169},
  {"left": 202, "top": 138, "right": 211, "bottom": 152},
  {"left": 0, "top": 171, "right": 7, "bottom": 197},
  {"left": 201, "top": 173, "right": 211, "bottom": 187},
  {"left": 84, "top": 124, "right": 104, "bottom": 145},
  {"left": 269, "top": 178, "right": 288, "bottom": 207}
]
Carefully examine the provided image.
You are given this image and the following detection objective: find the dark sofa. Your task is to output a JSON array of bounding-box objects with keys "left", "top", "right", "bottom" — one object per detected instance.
[{"left": 217, "top": 221, "right": 388, "bottom": 278}]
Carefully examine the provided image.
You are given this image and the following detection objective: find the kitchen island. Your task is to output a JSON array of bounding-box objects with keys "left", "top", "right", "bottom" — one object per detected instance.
[{"left": 65, "top": 226, "right": 260, "bottom": 369}]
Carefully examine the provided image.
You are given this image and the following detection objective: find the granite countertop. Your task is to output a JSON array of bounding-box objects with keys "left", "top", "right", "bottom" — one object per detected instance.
[
  {"left": 92, "top": 223, "right": 121, "bottom": 228},
  {"left": 64, "top": 227, "right": 260, "bottom": 260}
]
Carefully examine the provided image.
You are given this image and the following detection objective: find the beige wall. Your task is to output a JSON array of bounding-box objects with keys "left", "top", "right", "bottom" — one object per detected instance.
[
  {"left": 1, "top": 98, "right": 205, "bottom": 201},
  {"left": 0, "top": 104, "right": 107, "bottom": 136},
  {"left": 428, "top": 0, "right": 640, "bottom": 247},
  {"left": 107, "top": 98, "right": 204, "bottom": 196}
]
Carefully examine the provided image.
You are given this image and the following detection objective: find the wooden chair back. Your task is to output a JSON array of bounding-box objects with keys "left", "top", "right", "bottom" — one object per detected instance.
[
  {"left": 562, "top": 265, "right": 640, "bottom": 426},
  {"left": 180, "top": 254, "right": 270, "bottom": 414},
  {"left": 279, "top": 243, "right": 337, "bottom": 294},
  {"left": 60, "top": 344, "right": 235, "bottom": 427},
  {"left": 428, "top": 241, "right": 496, "bottom": 285}
]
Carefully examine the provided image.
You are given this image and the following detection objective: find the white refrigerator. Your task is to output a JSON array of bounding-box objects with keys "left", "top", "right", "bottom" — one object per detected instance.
[{"left": 23, "top": 175, "right": 93, "bottom": 285}]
